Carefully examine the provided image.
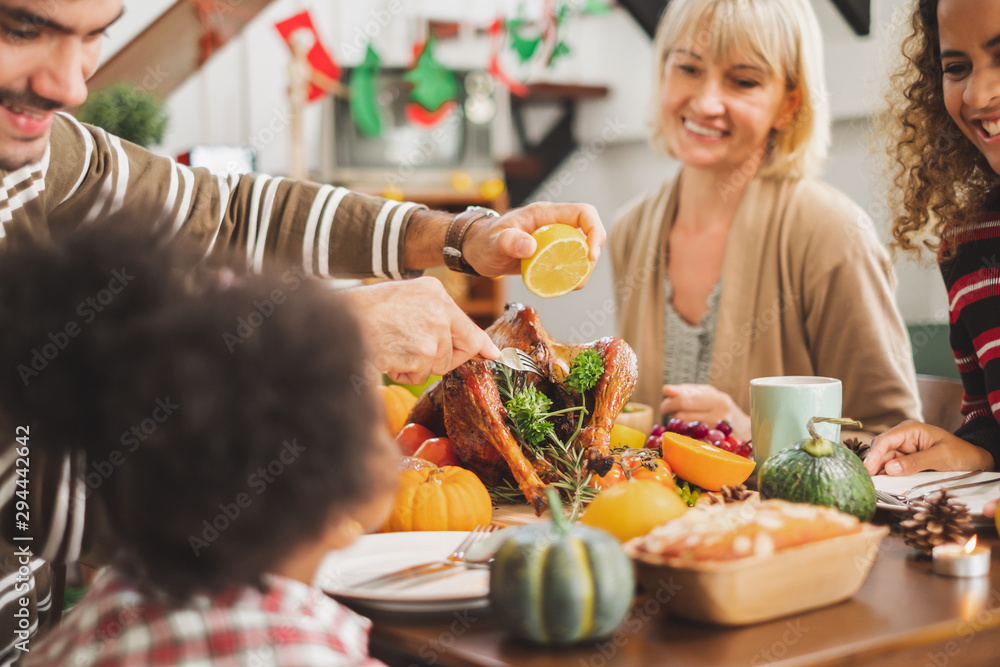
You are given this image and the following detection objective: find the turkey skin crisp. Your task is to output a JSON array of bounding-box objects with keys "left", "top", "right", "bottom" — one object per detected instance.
[{"left": 407, "top": 303, "right": 638, "bottom": 515}]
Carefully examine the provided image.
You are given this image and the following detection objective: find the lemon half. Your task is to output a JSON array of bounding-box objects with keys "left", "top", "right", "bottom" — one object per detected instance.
[{"left": 520, "top": 224, "right": 592, "bottom": 298}]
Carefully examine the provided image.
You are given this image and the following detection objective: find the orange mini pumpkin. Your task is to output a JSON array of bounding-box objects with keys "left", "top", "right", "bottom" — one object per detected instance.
[
  {"left": 384, "top": 466, "right": 493, "bottom": 532},
  {"left": 378, "top": 384, "right": 417, "bottom": 436}
]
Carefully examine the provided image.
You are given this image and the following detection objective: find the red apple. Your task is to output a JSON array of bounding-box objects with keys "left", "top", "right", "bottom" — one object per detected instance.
[{"left": 414, "top": 437, "right": 460, "bottom": 467}]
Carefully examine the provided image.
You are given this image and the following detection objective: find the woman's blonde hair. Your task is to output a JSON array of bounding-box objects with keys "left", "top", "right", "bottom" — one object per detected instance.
[
  {"left": 880, "top": 0, "right": 998, "bottom": 257},
  {"left": 648, "top": 0, "right": 829, "bottom": 179}
]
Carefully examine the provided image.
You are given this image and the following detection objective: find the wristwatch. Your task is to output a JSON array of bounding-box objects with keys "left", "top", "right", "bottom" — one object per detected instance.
[{"left": 443, "top": 205, "right": 499, "bottom": 276}]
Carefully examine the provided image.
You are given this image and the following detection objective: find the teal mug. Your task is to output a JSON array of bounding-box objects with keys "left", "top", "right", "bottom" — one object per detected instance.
[{"left": 750, "top": 376, "right": 842, "bottom": 466}]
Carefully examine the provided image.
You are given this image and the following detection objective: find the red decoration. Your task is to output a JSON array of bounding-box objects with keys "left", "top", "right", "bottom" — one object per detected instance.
[
  {"left": 487, "top": 19, "right": 528, "bottom": 97},
  {"left": 405, "top": 100, "right": 458, "bottom": 128},
  {"left": 274, "top": 11, "right": 341, "bottom": 102},
  {"left": 184, "top": 0, "right": 257, "bottom": 66}
]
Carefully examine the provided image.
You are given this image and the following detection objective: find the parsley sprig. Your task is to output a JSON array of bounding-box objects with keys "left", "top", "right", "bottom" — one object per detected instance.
[{"left": 565, "top": 349, "right": 604, "bottom": 394}]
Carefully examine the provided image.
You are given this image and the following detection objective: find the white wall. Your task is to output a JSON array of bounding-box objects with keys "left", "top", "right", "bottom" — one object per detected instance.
[
  {"left": 99, "top": 0, "right": 946, "bottom": 342},
  {"left": 505, "top": 118, "right": 950, "bottom": 344}
]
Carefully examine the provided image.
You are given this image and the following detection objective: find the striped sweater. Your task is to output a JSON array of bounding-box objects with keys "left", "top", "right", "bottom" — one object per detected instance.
[
  {"left": 940, "top": 217, "right": 1000, "bottom": 467},
  {"left": 0, "top": 113, "right": 424, "bottom": 662}
]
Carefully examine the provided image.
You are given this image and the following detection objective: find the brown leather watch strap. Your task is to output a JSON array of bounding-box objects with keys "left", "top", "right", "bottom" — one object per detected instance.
[{"left": 443, "top": 206, "right": 498, "bottom": 275}]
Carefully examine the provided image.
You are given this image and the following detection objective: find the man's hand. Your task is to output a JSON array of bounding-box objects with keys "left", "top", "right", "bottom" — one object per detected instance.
[
  {"left": 402, "top": 203, "right": 605, "bottom": 278},
  {"left": 463, "top": 202, "right": 605, "bottom": 278},
  {"left": 660, "top": 384, "right": 751, "bottom": 440},
  {"left": 343, "top": 277, "right": 500, "bottom": 385},
  {"left": 864, "top": 420, "right": 995, "bottom": 476}
]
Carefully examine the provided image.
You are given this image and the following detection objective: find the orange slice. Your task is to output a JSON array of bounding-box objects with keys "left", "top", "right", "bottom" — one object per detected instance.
[
  {"left": 660, "top": 432, "right": 755, "bottom": 491},
  {"left": 520, "top": 224, "right": 592, "bottom": 298}
]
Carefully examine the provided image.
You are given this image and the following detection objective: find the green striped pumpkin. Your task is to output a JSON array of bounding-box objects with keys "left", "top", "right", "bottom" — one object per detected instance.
[
  {"left": 758, "top": 417, "right": 877, "bottom": 522},
  {"left": 489, "top": 492, "right": 634, "bottom": 645}
]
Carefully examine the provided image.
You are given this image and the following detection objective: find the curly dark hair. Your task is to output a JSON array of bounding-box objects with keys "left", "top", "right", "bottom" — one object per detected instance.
[
  {"left": 881, "top": 0, "right": 1000, "bottom": 257},
  {"left": 0, "top": 226, "right": 396, "bottom": 598}
]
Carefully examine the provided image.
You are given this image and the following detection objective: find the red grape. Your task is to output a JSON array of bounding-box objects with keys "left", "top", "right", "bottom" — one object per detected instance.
[
  {"left": 715, "top": 420, "right": 733, "bottom": 436},
  {"left": 666, "top": 418, "right": 687, "bottom": 434},
  {"left": 707, "top": 429, "right": 726, "bottom": 445},
  {"left": 650, "top": 424, "right": 666, "bottom": 437},
  {"left": 645, "top": 434, "right": 661, "bottom": 449},
  {"left": 687, "top": 421, "right": 709, "bottom": 440}
]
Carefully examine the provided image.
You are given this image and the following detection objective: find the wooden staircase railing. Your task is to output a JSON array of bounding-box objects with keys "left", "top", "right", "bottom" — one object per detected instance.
[{"left": 89, "top": 0, "right": 278, "bottom": 98}]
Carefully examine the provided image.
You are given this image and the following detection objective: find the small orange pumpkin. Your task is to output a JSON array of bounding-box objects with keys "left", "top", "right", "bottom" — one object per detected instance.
[
  {"left": 384, "top": 466, "right": 493, "bottom": 532},
  {"left": 378, "top": 385, "right": 417, "bottom": 436}
]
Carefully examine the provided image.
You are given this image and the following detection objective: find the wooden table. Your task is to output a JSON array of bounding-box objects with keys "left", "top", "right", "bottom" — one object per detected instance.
[{"left": 359, "top": 521, "right": 1000, "bottom": 667}]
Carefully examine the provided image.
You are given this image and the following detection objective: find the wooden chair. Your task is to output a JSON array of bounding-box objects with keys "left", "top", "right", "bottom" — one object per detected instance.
[{"left": 916, "top": 374, "right": 965, "bottom": 433}]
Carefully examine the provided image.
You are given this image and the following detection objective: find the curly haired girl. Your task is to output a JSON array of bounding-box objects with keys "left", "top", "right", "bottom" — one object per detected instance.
[
  {"left": 0, "top": 230, "right": 397, "bottom": 666},
  {"left": 867, "top": 0, "right": 1000, "bottom": 497}
]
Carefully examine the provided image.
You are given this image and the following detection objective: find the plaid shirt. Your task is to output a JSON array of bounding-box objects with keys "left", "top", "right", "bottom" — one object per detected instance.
[{"left": 22, "top": 565, "right": 385, "bottom": 667}]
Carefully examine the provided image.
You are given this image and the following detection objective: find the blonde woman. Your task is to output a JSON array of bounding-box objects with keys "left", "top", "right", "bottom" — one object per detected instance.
[{"left": 609, "top": 0, "right": 921, "bottom": 440}]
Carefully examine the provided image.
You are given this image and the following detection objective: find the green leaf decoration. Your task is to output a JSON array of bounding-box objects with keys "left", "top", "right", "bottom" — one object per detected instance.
[
  {"left": 549, "top": 40, "right": 571, "bottom": 67},
  {"left": 403, "top": 38, "right": 458, "bottom": 113},
  {"left": 581, "top": 0, "right": 611, "bottom": 15},
  {"left": 507, "top": 18, "right": 542, "bottom": 63},
  {"left": 350, "top": 44, "right": 381, "bottom": 138}
]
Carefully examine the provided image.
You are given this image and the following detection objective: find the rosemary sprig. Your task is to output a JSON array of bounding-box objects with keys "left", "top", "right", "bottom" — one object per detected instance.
[{"left": 488, "top": 478, "right": 526, "bottom": 504}]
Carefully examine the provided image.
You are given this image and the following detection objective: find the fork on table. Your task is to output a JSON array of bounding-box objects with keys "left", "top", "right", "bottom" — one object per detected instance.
[
  {"left": 347, "top": 525, "right": 496, "bottom": 590},
  {"left": 875, "top": 471, "right": 997, "bottom": 507}
]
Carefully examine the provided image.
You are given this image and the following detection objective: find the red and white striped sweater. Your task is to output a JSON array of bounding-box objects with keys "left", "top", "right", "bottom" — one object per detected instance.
[{"left": 940, "top": 217, "right": 1000, "bottom": 467}]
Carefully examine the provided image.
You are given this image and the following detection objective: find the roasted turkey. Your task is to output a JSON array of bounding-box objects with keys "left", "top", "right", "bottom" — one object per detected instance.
[{"left": 407, "top": 303, "right": 638, "bottom": 514}]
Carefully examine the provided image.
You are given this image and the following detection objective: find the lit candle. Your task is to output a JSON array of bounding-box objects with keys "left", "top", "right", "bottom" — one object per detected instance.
[{"left": 932, "top": 536, "right": 991, "bottom": 578}]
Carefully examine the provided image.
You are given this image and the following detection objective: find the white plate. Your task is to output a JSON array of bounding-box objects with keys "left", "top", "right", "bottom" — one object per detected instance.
[
  {"left": 314, "top": 531, "right": 490, "bottom": 613},
  {"left": 873, "top": 471, "right": 1000, "bottom": 523}
]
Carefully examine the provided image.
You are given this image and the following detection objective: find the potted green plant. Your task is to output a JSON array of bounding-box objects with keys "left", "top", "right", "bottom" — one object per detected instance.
[{"left": 76, "top": 81, "right": 169, "bottom": 148}]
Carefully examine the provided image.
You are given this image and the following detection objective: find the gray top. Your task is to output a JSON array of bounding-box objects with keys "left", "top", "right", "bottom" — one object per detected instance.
[{"left": 662, "top": 276, "right": 722, "bottom": 386}]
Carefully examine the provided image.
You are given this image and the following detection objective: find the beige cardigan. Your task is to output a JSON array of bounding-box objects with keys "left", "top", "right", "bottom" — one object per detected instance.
[{"left": 609, "top": 174, "right": 922, "bottom": 435}]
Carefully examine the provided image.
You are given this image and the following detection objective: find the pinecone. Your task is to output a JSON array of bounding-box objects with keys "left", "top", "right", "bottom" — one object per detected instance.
[
  {"left": 844, "top": 437, "right": 870, "bottom": 461},
  {"left": 898, "top": 491, "right": 973, "bottom": 556},
  {"left": 708, "top": 484, "right": 753, "bottom": 504}
]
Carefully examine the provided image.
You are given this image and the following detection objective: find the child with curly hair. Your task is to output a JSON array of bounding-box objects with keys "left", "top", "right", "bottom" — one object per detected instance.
[
  {"left": 866, "top": 0, "right": 1000, "bottom": 515},
  {"left": 0, "top": 229, "right": 397, "bottom": 665}
]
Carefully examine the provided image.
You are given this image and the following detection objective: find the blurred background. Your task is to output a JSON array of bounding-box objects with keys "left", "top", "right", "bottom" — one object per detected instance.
[{"left": 93, "top": 0, "right": 951, "bottom": 377}]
